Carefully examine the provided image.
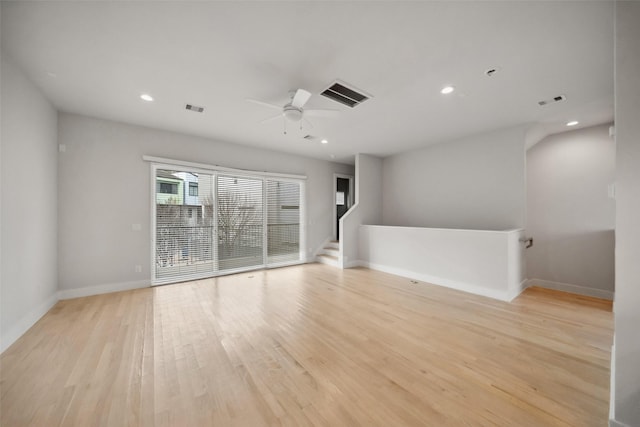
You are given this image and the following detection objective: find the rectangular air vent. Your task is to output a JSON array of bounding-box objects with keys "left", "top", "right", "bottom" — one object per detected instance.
[
  {"left": 538, "top": 95, "right": 566, "bottom": 106},
  {"left": 321, "top": 81, "right": 370, "bottom": 108},
  {"left": 185, "top": 104, "right": 205, "bottom": 113}
]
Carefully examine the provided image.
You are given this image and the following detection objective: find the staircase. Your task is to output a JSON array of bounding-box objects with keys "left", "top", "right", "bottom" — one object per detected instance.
[{"left": 316, "top": 240, "right": 340, "bottom": 267}]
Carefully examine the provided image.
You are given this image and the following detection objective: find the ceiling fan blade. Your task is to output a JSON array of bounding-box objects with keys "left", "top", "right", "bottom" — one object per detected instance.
[
  {"left": 246, "top": 98, "right": 282, "bottom": 110},
  {"left": 304, "top": 108, "right": 340, "bottom": 117},
  {"left": 302, "top": 117, "right": 314, "bottom": 130},
  {"left": 260, "top": 114, "right": 283, "bottom": 124},
  {"left": 291, "top": 89, "right": 311, "bottom": 109}
]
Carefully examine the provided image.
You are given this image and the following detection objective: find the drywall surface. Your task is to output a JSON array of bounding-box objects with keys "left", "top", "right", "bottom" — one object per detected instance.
[
  {"left": 341, "top": 153, "right": 382, "bottom": 267},
  {"left": 1, "top": 54, "right": 58, "bottom": 352},
  {"left": 382, "top": 125, "right": 526, "bottom": 231},
  {"left": 612, "top": 2, "right": 640, "bottom": 425},
  {"left": 57, "top": 113, "right": 353, "bottom": 292},
  {"left": 526, "top": 124, "right": 615, "bottom": 297},
  {"left": 359, "top": 225, "right": 525, "bottom": 301}
]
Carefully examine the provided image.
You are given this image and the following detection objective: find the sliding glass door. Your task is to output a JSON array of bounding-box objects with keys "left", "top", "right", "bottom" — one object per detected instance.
[
  {"left": 153, "top": 165, "right": 304, "bottom": 285},
  {"left": 266, "top": 179, "right": 302, "bottom": 265},
  {"left": 155, "top": 170, "right": 216, "bottom": 281},
  {"left": 217, "top": 175, "right": 264, "bottom": 272}
]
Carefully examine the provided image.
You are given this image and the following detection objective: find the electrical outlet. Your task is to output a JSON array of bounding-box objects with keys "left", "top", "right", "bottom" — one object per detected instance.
[{"left": 135, "top": 265, "right": 142, "bottom": 273}]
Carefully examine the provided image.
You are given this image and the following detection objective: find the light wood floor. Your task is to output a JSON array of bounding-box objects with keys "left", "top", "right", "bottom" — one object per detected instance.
[{"left": 1, "top": 264, "right": 613, "bottom": 426}]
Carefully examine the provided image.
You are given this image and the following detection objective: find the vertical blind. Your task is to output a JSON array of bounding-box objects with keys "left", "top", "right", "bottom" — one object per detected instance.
[{"left": 153, "top": 167, "right": 304, "bottom": 284}]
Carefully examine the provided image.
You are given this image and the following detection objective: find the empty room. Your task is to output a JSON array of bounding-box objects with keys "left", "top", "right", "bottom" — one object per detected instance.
[{"left": 1, "top": 1, "right": 639, "bottom": 426}]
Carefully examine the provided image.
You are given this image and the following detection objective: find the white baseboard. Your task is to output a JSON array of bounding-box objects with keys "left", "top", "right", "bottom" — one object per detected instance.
[
  {"left": 1, "top": 292, "right": 58, "bottom": 354},
  {"left": 609, "top": 419, "right": 631, "bottom": 427},
  {"left": 360, "top": 261, "right": 512, "bottom": 302},
  {"left": 343, "top": 259, "right": 363, "bottom": 269},
  {"left": 527, "top": 278, "right": 614, "bottom": 300},
  {"left": 506, "top": 279, "right": 531, "bottom": 302},
  {"left": 58, "top": 280, "right": 150, "bottom": 300}
]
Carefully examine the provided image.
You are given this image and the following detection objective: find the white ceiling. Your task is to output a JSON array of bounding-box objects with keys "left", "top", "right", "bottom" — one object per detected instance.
[{"left": 1, "top": 1, "right": 614, "bottom": 164}]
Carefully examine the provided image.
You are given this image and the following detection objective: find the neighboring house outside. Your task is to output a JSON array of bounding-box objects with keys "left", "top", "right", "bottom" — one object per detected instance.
[
  {"left": 156, "top": 170, "right": 184, "bottom": 205},
  {"left": 173, "top": 171, "right": 199, "bottom": 205},
  {"left": 156, "top": 170, "right": 204, "bottom": 227},
  {"left": 156, "top": 170, "right": 207, "bottom": 268}
]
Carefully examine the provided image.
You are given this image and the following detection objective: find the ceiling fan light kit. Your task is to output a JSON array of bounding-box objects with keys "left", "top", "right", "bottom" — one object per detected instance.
[{"left": 283, "top": 106, "right": 303, "bottom": 122}]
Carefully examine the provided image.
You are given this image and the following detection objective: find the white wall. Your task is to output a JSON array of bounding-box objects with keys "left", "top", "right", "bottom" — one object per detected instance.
[
  {"left": 526, "top": 124, "right": 615, "bottom": 299},
  {"left": 612, "top": 2, "right": 640, "bottom": 425},
  {"left": 382, "top": 126, "right": 526, "bottom": 231},
  {"left": 340, "top": 153, "right": 383, "bottom": 267},
  {"left": 1, "top": 54, "right": 59, "bottom": 352},
  {"left": 359, "top": 225, "right": 525, "bottom": 301},
  {"left": 57, "top": 113, "right": 353, "bottom": 294}
]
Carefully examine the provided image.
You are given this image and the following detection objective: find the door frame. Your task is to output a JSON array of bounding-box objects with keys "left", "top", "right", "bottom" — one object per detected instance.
[{"left": 333, "top": 173, "right": 354, "bottom": 241}]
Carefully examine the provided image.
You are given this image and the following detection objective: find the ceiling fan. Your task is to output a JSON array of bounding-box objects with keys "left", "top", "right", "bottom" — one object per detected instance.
[{"left": 247, "top": 89, "right": 338, "bottom": 132}]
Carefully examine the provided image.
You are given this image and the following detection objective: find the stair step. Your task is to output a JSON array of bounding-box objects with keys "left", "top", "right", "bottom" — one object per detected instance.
[
  {"left": 323, "top": 247, "right": 339, "bottom": 254},
  {"left": 325, "top": 242, "right": 340, "bottom": 250},
  {"left": 316, "top": 253, "right": 339, "bottom": 267}
]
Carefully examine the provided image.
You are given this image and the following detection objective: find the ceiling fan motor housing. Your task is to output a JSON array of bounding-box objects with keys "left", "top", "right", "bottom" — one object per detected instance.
[{"left": 283, "top": 105, "right": 303, "bottom": 122}]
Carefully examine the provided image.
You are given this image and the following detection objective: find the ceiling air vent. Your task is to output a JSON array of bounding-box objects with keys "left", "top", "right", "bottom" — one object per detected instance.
[
  {"left": 321, "top": 80, "right": 370, "bottom": 108},
  {"left": 538, "top": 95, "right": 566, "bottom": 106},
  {"left": 185, "top": 104, "right": 205, "bottom": 113}
]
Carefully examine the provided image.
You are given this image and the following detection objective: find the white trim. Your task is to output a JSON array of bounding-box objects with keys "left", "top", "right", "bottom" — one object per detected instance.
[
  {"left": 143, "top": 155, "right": 307, "bottom": 180},
  {"left": 58, "top": 280, "right": 149, "bottom": 300},
  {"left": 364, "top": 224, "right": 524, "bottom": 234},
  {"left": 609, "top": 420, "right": 630, "bottom": 427},
  {"left": 360, "top": 261, "right": 512, "bottom": 302},
  {"left": 610, "top": 338, "right": 616, "bottom": 422},
  {"left": 150, "top": 164, "right": 157, "bottom": 284},
  {"left": 1, "top": 293, "right": 58, "bottom": 354},
  {"left": 299, "top": 179, "right": 308, "bottom": 263},
  {"left": 506, "top": 279, "right": 531, "bottom": 302},
  {"left": 506, "top": 279, "right": 529, "bottom": 302},
  {"left": 527, "top": 278, "right": 614, "bottom": 300},
  {"left": 343, "top": 259, "right": 363, "bottom": 269}
]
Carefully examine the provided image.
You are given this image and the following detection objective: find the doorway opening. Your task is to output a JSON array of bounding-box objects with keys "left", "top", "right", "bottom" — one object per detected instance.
[{"left": 333, "top": 174, "right": 354, "bottom": 241}]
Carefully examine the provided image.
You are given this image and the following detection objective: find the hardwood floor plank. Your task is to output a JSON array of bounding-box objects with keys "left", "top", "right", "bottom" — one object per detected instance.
[{"left": 0, "top": 264, "right": 613, "bottom": 426}]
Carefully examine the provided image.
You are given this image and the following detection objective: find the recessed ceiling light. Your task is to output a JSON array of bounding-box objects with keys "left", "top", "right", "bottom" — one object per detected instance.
[
  {"left": 440, "top": 86, "right": 455, "bottom": 95},
  {"left": 140, "top": 94, "right": 154, "bottom": 102},
  {"left": 321, "top": 139, "right": 328, "bottom": 144},
  {"left": 566, "top": 120, "right": 579, "bottom": 127}
]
